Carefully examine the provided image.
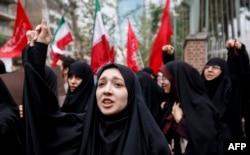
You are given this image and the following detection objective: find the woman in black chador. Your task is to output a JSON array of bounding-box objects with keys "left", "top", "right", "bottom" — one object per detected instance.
[
  {"left": 0, "top": 78, "right": 24, "bottom": 155},
  {"left": 202, "top": 58, "right": 231, "bottom": 120},
  {"left": 23, "top": 20, "right": 89, "bottom": 155},
  {"left": 160, "top": 61, "right": 219, "bottom": 155},
  {"left": 136, "top": 71, "right": 165, "bottom": 125},
  {"left": 80, "top": 63, "right": 171, "bottom": 155},
  {"left": 61, "top": 61, "right": 94, "bottom": 113},
  {"left": 23, "top": 20, "right": 170, "bottom": 155},
  {"left": 201, "top": 58, "right": 232, "bottom": 154}
]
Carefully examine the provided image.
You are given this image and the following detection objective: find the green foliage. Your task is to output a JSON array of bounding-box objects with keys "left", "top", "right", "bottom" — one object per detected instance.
[
  {"left": 149, "top": 3, "right": 163, "bottom": 34},
  {"left": 135, "top": 2, "right": 164, "bottom": 66},
  {"left": 173, "top": 2, "right": 190, "bottom": 60},
  {"left": 0, "top": 34, "right": 8, "bottom": 46}
]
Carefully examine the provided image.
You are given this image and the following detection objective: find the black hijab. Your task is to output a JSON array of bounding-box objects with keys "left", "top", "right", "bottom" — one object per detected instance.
[
  {"left": 80, "top": 63, "right": 171, "bottom": 155},
  {"left": 160, "top": 61, "right": 219, "bottom": 155},
  {"left": 61, "top": 61, "right": 94, "bottom": 113},
  {"left": 201, "top": 58, "right": 231, "bottom": 119},
  {"left": 136, "top": 71, "right": 165, "bottom": 125},
  {"left": 0, "top": 78, "right": 24, "bottom": 155}
]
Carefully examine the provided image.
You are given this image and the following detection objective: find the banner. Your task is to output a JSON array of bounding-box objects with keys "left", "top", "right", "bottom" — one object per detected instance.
[
  {"left": 149, "top": 0, "right": 173, "bottom": 74},
  {"left": 0, "top": 0, "right": 33, "bottom": 58}
]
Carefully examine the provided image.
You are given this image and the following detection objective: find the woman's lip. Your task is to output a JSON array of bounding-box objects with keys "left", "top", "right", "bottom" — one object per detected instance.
[
  {"left": 102, "top": 103, "right": 113, "bottom": 108},
  {"left": 102, "top": 99, "right": 114, "bottom": 108},
  {"left": 206, "top": 75, "right": 213, "bottom": 78},
  {"left": 70, "top": 86, "right": 76, "bottom": 91}
]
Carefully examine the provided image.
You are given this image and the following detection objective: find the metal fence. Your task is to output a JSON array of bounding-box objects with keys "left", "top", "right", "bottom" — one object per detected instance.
[{"left": 173, "top": 0, "right": 250, "bottom": 60}]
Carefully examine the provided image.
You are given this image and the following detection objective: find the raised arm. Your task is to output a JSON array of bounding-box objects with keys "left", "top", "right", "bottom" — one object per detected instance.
[{"left": 162, "top": 44, "right": 175, "bottom": 64}]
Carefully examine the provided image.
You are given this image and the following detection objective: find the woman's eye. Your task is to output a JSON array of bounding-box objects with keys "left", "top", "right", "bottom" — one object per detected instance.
[
  {"left": 75, "top": 77, "right": 81, "bottom": 80},
  {"left": 114, "top": 82, "right": 123, "bottom": 87},
  {"left": 97, "top": 82, "right": 105, "bottom": 87}
]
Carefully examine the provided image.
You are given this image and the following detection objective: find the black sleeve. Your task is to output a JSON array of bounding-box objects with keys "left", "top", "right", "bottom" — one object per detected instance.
[
  {"left": 227, "top": 43, "right": 250, "bottom": 76},
  {"left": 27, "top": 42, "right": 48, "bottom": 78},
  {"left": 162, "top": 51, "right": 175, "bottom": 64}
]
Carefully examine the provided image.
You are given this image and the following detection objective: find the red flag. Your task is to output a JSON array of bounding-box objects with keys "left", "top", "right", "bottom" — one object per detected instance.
[
  {"left": 126, "top": 19, "right": 140, "bottom": 72},
  {"left": 91, "top": 0, "right": 114, "bottom": 74},
  {"left": 149, "top": 0, "right": 173, "bottom": 74},
  {"left": 109, "top": 45, "right": 115, "bottom": 63},
  {"left": 0, "top": 0, "right": 33, "bottom": 58}
]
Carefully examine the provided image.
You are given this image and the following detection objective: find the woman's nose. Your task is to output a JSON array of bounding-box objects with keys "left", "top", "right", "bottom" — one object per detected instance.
[
  {"left": 103, "top": 83, "right": 112, "bottom": 94},
  {"left": 207, "top": 66, "right": 213, "bottom": 71},
  {"left": 70, "top": 77, "right": 77, "bottom": 84}
]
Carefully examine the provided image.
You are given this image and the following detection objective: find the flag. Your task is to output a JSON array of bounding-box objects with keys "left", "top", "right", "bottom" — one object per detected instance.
[
  {"left": 91, "top": 0, "right": 113, "bottom": 73},
  {"left": 149, "top": 0, "right": 173, "bottom": 74},
  {"left": 0, "top": 0, "right": 33, "bottom": 58},
  {"left": 50, "top": 16, "right": 73, "bottom": 67},
  {"left": 126, "top": 19, "right": 140, "bottom": 72},
  {"left": 109, "top": 45, "right": 115, "bottom": 63}
]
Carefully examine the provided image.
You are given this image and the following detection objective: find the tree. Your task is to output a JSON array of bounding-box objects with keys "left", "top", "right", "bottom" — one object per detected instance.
[
  {"left": 52, "top": 0, "right": 116, "bottom": 60},
  {"left": 136, "top": 3, "right": 163, "bottom": 66}
]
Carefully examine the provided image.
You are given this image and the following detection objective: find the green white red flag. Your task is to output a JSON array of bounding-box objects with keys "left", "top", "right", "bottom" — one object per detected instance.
[
  {"left": 51, "top": 16, "right": 73, "bottom": 67},
  {"left": 90, "top": 0, "right": 114, "bottom": 73}
]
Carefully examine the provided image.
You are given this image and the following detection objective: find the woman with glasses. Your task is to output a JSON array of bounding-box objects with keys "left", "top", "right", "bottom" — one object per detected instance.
[
  {"left": 202, "top": 58, "right": 231, "bottom": 121},
  {"left": 201, "top": 39, "right": 250, "bottom": 152},
  {"left": 201, "top": 58, "right": 233, "bottom": 154},
  {"left": 159, "top": 61, "right": 219, "bottom": 155}
]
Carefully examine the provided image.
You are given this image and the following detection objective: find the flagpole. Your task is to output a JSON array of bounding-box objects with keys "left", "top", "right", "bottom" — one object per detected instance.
[{"left": 137, "top": 50, "right": 144, "bottom": 69}]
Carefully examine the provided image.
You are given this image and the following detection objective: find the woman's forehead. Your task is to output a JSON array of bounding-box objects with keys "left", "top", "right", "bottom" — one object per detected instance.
[{"left": 99, "top": 68, "right": 123, "bottom": 79}]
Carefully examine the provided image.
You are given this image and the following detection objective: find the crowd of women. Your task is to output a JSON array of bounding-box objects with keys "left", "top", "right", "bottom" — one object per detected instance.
[{"left": 0, "top": 20, "right": 248, "bottom": 155}]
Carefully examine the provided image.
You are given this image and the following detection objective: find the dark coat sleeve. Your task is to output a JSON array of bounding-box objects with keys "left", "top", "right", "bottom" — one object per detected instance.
[
  {"left": 23, "top": 43, "right": 85, "bottom": 155},
  {"left": 162, "top": 51, "right": 175, "bottom": 64}
]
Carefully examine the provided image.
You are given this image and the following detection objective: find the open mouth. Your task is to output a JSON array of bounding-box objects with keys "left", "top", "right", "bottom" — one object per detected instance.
[{"left": 102, "top": 99, "right": 114, "bottom": 108}]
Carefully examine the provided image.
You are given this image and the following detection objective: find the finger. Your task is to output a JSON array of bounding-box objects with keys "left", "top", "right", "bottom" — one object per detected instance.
[
  {"left": 26, "top": 31, "right": 32, "bottom": 44},
  {"left": 40, "top": 20, "right": 51, "bottom": 36},
  {"left": 35, "top": 24, "right": 42, "bottom": 33},
  {"left": 33, "top": 29, "right": 39, "bottom": 41},
  {"left": 41, "top": 19, "right": 47, "bottom": 25},
  {"left": 29, "top": 31, "right": 36, "bottom": 46}
]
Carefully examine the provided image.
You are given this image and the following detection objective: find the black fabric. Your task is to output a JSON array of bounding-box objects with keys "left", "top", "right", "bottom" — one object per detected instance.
[
  {"left": 80, "top": 63, "right": 171, "bottom": 155},
  {"left": 201, "top": 58, "right": 233, "bottom": 154},
  {"left": 61, "top": 61, "right": 94, "bottom": 113},
  {"left": 0, "top": 78, "right": 24, "bottom": 155},
  {"left": 141, "top": 67, "right": 155, "bottom": 79},
  {"left": 227, "top": 44, "right": 250, "bottom": 139},
  {"left": 22, "top": 43, "right": 87, "bottom": 155},
  {"left": 136, "top": 71, "right": 165, "bottom": 125},
  {"left": 162, "top": 51, "right": 175, "bottom": 64},
  {"left": 160, "top": 61, "right": 219, "bottom": 155},
  {"left": 0, "top": 60, "right": 6, "bottom": 74},
  {"left": 45, "top": 65, "right": 58, "bottom": 97}
]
